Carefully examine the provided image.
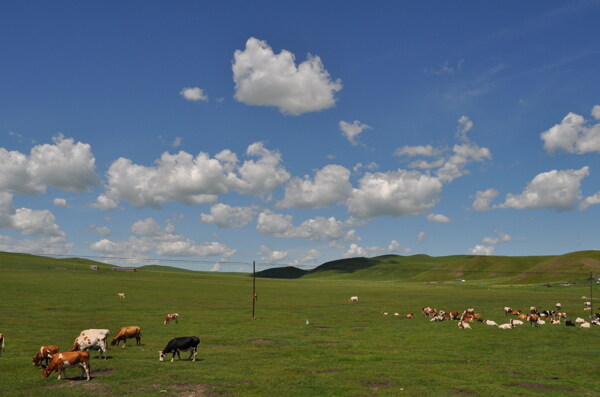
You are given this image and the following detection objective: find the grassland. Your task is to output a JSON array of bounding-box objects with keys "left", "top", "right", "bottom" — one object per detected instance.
[{"left": 0, "top": 251, "right": 599, "bottom": 396}]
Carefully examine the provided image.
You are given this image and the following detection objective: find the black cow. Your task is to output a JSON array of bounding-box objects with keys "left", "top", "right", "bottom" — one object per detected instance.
[
  {"left": 565, "top": 320, "right": 575, "bottom": 327},
  {"left": 159, "top": 336, "right": 200, "bottom": 362}
]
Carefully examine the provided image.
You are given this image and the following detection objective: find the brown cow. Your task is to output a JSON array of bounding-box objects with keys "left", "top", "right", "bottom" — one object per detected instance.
[
  {"left": 0, "top": 333, "right": 4, "bottom": 357},
  {"left": 42, "top": 351, "right": 90, "bottom": 381},
  {"left": 164, "top": 313, "right": 179, "bottom": 325},
  {"left": 33, "top": 345, "right": 59, "bottom": 367},
  {"left": 111, "top": 326, "right": 141, "bottom": 347}
]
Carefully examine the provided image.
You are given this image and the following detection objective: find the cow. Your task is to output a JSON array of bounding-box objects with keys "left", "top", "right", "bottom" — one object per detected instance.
[
  {"left": 118, "top": 293, "right": 125, "bottom": 299},
  {"left": 526, "top": 314, "right": 539, "bottom": 327},
  {"left": 111, "top": 326, "right": 141, "bottom": 348},
  {"left": 498, "top": 320, "right": 514, "bottom": 329},
  {"left": 159, "top": 336, "right": 200, "bottom": 362},
  {"left": 349, "top": 296, "right": 359, "bottom": 303},
  {"left": 42, "top": 351, "right": 90, "bottom": 381},
  {"left": 164, "top": 313, "right": 179, "bottom": 325},
  {"left": 503, "top": 307, "right": 512, "bottom": 316},
  {"left": 565, "top": 320, "right": 576, "bottom": 327},
  {"left": 422, "top": 306, "right": 436, "bottom": 317},
  {"left": 406, "top": 313, "right": 414, "bottom": 318},
  {"left": 0, "top": 333, "right": 4, "bottom": 357},
  {"left": 33, "top": 345, "right": 59, "bottom": 368},
  {"left": 530, "top": 306, "right": 538, "bottom": 314},
  {"left": 70, "top": 329, "right": 109, "bottom": 359},
  {"left": 555, "top": 302, "right": 562, "bottom": 311},
  {"left": 458, "top": 321, "right": 471, "bottom": 329}
]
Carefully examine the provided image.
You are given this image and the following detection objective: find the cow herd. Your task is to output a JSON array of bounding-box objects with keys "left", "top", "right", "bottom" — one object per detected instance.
[{"left": 0, "top": 313, "right": 202, "bottom": 381}]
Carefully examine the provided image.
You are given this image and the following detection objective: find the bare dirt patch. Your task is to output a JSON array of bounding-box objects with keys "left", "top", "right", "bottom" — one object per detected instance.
[{"left": 249, "top": 339, "right": 277, "bottom": 344}]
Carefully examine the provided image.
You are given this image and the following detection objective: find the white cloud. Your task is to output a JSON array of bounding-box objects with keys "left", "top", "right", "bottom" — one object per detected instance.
[
  {"left": 540, "top": 107, "right": 600, "bottom": 154},
  {"left": 53, "top": 198, "right": 68, "bottom": 207},
  {"left": 130, "top": 218, "right": 161, "bottom": 236},
  {"left": 427, "top": 213, "right": 451, "bottom": 223},
  {"left": 472, "top": 188, "right": 499, "bottom": 212},
  {"left": 172, "top": 137, "right": 183, "bottom": 148},
  {"left": 200, "top": 203, "right": 256, "bottom": 228},
  {"left": 339, "top": 120, "right": 372, "bottom": 146},
  {"left": 232, "top": 37, "right": 342, "bottom": 115},
  {"left": 96, "top": 142, "right": 289, "bottom": 209},
  {"left": 388, "top": 240, "right": 412, "bottom": 254},
  {"left": 482, "top": 231, "right": 511, "bottom": 245},
  {"left": 257, "top": 210, "right": 346, "bottom": 241},
  {"left": 277, "top": 164, "right": 352, "bottom": 209},
  {"left": 0, "top": 192, "right": 64, "bottom": 236},
  {"left": 394, "top": 145, "right": 437, "bottom": 157},
  {"left": 435, "top": 143, "right": 491, "bottom": 183},
  {"left": 417, "top": 231, "right": 426, "bottom": 242},
  {"left": 345, "top": 243, "right": 367, "bottom": 258},
  {"left": 259, "top": 245, "right": 288, "bottom": 263},
  {"left": 347, "top": 170, "right": 442, "bottom": 218},
  {"left": 0, "top": 234, "right": 73, "bottom": 255},
  {"left": 580, "top": 192, "right": 600, "bottom": 210},
  {"left": 0, "top": 134, "right": 98, "bottom": 195},
  {"left": 499, "top": 167, "right": 589, "bottom": 210},
  {"left": 180, "top": 87, "right": 208, "bottom": 101},
  {"left": 456, "top": 116, "right": 474, "bottom": 142},
  {"left": 468, "top": 244, "right": 495, "bottom": 256},
  {"left": 92, "top": 225, "right": 111, "bottom": 236}
]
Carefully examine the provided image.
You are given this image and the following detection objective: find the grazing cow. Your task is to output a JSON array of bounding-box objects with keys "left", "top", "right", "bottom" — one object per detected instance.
[
  {"left": 448, "top": 311, "right": 461, "bottom": 320},
  {"left": 70, "top": 329, "right": 109, "bottom": 359},
  {"left": 33, "top": 345, "right": 59, "bottom": 367},
  {"left": 42, "top": 351, "right": 90, "bottom": 381},
  {"left": 0, "top": 333, "right": 4, "bottom": 356},
  {"left": 422, "top": 306, "right": 436, "bottom": 317},
  {"left": 159, "top": 336, "right": 200, "bottom": 362},
  {"left": 406, "top": 313, "right": 414, "bottom": 318},
  {"left": 555, "top": 303, "right": 562, "bottom": 311},
  {"left": 118, "top": 293, "right": 125, "bottom": 299},
  {"left": 530, "top": 306, "right": 538, "bottom": 314},
  {"left": 111, "top": 326, "right": 141, "bottom": 347},
  {"left": 458, "top": 321, "right": 471, "bottom": 329},
  {"left": 349, "top": 296, "right": 359, "bottom": 303},
  {"left": 584, "top": 301, "right": 591, "bottom": 308},
  {"left": 565, "top": 320, "right": 576, "bottom": 327},
  {"left": 526, "top": 314, "right": 539, "bottom": 327},
  {"left": 164, "top": 313, "right": 179, "bottom": 325},
  {"left": 503, "top": 307, "right": 512, "bottom": 316}
]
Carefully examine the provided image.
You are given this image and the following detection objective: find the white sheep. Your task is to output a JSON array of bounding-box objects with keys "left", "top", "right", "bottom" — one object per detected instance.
[
  {"left": 498, "top": 322, "right": 513, "bottom": 329},
  {"left": 580, "top": 322, "right": 591, "bottom": 328},
  {"left": 458, "top": 321, "right": 471, "bottom": 329},
  {"left": 551, "top": 319, "right": 561, "bottom": 325},
  {"left": 575, "top": 317, "right": 586, "bottom": 323},
  {"left": 511, "top": 320, "right": 524, "bottom": 325},
  {"left": 484, "top": 320, "right": 497, "bottom": 326},
  {"left": 537, "top": 319, "right": 546, "bottom": 325},
  {"left": 349, "top": 296, "right": 359, "bottom": 303}
]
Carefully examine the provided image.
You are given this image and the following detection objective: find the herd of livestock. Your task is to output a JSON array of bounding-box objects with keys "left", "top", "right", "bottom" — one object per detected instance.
[{"left": 0, "top": 311, "right": 200, "bottom": 381}]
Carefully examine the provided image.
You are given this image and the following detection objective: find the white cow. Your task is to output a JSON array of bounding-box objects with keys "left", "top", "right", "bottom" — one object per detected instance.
[
  {"left": 118, "top": 293, "right": 126, "bottom": 299},
  {"left": 349, "top": 296, "right": 359, "bottom": 303},
  {"left": 70, "top": 329, "right": 110, "bottom": 359}
]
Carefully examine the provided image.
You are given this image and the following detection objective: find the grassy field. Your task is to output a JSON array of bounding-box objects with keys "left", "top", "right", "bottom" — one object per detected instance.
[{"left": 0, "top": 252, "right": 599, "bottom": 396}]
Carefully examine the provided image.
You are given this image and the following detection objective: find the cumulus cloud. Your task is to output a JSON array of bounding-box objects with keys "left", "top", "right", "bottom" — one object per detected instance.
[
  {"left": 0, "top": 234, "right": 73, "bottom": 255},
  {"left": 259, "top": 245, "right": 288, "bottom": 263},
  {"left": 0, "top": 192, "right": 64, "bottom": 236},
  {"left": 200, "top": 203, "right": 256, "bottom": 228},
  {"left": 540, "top": 106, "right": 600, "bottom": 154},
  {"left": 95, "top": 142, "right": 289, "bottom": 209},
  {"left": 339, "top": 120, "right": 372, "bottom": 146},
  {"left": 277, "top": 164, "right": 352, "bottom": 209},
  {"left": 232, "top": 37, "right": 342, "bottom": 115},
  {"left": 482, "top": 231, "right": 511, "bottom": 245},
  {"left": 344, "top": 243, "right": 386, "bottom": 258},
  {"left": 257, "top": 210, "right": 346, "bottom": 241},
  {"left": 417, "top": 231, "right": 426, "bottom": 242},
  {"left": 53, "top": 198, "right": 68, "bottom": 207},
  {"left": 130, "top": 218, "right": 161, "bottom": 236},
  {"left": 180, "top": 87, "right": 208, "bottom": 101},
  {"left": 427, "top": 213, "right": 450, "bottom": 223},
  {"left": 435, "top": 143, "right": 491, "bottom": 183},
  {"left": 472, "top": 188, "right": 499, "bottom": 212},
  {"left": 347, "top": 170, "right": 443, "bottom": 218},
  {"left": 394, "top": 145, "right": 437, "bottom": 157},
  {"left": 468, "top": 244, "right": 495, "bottom": 256},
  {"left": 388, "top": 240, "right": 412, "bottom": 254},
  {"left": 499, "top": 167, "right": 589, "bottom": 210},
  {"left": 580, "top": 191, "right": 600, "bottom": 210},
  {"left": 0, "top": 134, "right": 98, "bottom": 195}
]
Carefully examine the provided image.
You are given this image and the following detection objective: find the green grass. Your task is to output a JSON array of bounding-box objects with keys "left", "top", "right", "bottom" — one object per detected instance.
[{"left": 0, "top": 252, "right": 599, "bottom": 396}]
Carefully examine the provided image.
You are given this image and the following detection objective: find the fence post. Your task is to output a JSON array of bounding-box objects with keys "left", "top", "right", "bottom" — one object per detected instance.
[{"left": 252, "top": 261, "right": 256, "bottom": 319}]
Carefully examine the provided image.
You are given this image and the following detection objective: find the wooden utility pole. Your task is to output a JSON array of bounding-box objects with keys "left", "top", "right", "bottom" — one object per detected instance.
[
  {"left": 590, "top": 272, "right": 594, "bottom": 317},
  {"left": 252, "top": 261, "right": 256, "bottom": 319}
]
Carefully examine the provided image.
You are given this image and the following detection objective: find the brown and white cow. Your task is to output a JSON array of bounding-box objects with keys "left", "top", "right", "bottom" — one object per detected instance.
[
  {"left": 111, "top": 326, "right": 141, "bottom": 347},
  {"left": 71, "top": 329, "right": 109, "bottom": 359},
  {"left": 42, "top": 351, "right": 90, "bottom": 381},
  {"left": 164, "top": 313, "right": 179, "bottom": 325},
  {"left": 33, "top": 345, "right": 59, "bottom": 367},
  {"left": 422, "top": 306, "right": 436, "bottom": 317},
  {"left": 0, "top": 333, "right": 4, "bottom": 357},
  {"left": 118, "top": 292, "right": 126, "bottom": 299}
]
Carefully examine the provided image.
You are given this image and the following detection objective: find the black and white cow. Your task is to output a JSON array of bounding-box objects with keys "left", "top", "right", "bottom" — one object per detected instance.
[{"left": 158, "top": 336, "right": 200, "bottom": 362}]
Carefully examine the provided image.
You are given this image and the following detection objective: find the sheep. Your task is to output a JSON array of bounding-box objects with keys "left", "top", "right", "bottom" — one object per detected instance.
[
  {"left": 484, "top": 320, "right": 497, "bottom": 326},
  {"left": 537, "top": 319, "right": 546, "bottom": 325},
  {"left": 551, "top": 319, "right": 561, "bottom": 325},
  {"left": 498, "top": 320, "right": 514, "bottom": 329},
  {"left": 575, "top": 317, "right": 586, "bottom": 323},
  {"left": 511, "top": 320, "right": 524, "bottom": 325},
  {"left": 349, "top": 296, "right": 359, "bottom": 303},
  {"left": 580, "top": 322, "right": 591, "bottom": 328}
]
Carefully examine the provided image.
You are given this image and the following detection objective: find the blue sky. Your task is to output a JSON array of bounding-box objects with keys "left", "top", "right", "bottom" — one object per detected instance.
[{"left": 1, "top": 1, "right": 599, "bottom": 271}]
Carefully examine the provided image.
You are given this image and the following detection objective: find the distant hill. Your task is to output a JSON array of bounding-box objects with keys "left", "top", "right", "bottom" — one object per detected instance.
[{"left": 255, "top": 266, "right": 307, "bottom": 279}]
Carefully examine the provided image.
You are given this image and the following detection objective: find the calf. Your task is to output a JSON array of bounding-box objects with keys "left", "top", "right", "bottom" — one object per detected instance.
[
  {"left": 111, "top": 326, "right": 141, "bottom": 347},
  {"left": 159, "top": 336, "right": 200, "bottom": 362},
  {"left": 164, "top": 313, "right": 179, "bottom": 325},
  {"left": 33, "top": 345, "right": 59, "bottom": 367},
  {"left": 42, "top": 351, "right": 90, "bottom": 381}
]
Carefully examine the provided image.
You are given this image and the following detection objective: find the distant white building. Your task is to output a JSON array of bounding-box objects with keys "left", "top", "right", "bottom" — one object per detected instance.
[{"left": 89, "top": 265, "right": 98, "bottom": 271}]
